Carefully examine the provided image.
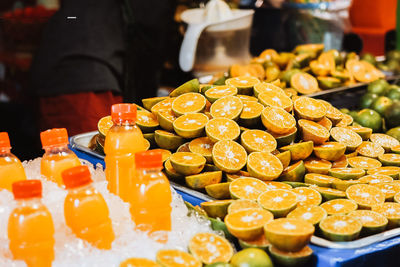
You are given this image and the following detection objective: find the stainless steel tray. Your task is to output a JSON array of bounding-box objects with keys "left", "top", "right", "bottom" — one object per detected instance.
[
  {"left": 69, "top": 132, "right": 214, "bottom": 203},
  {"left": 71, "top": 132, "right": 400, "bottom": 249}
]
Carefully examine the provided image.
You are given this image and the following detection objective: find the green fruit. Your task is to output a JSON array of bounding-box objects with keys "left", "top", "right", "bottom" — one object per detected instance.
[
  {"left": 359, "top": 93, "right": 379, "bottom": 109},
  {"left": 205, "top": 263, "right": 233, "bottom": 267},
  {"left": 387, "top": 50, "right": 400, "bottom": 61},
  {"left": 348, "top": 111, "right": 359, "bottom": 120},
  {"left": 371, "top": 96, "right": 393, "bottom": 115},
  {"left": 230, "top": 248, "right": 273, "bottom": 267},
  {"left": 340, "top": 108, "right": 350, "bottom": 114},
  {"left": 384, "top": 101, "right": 400, "bottom": 128},
  {"left": 317, "top": 77, "right": 342, "bottom": 89},
  {"left": 367, "top": 79, "right": 389, "bottom": 95},
  {"left": 169, "top": 79, "right": 199, "bottom": 97},
  {"left": 361, "top": 53, "right": 377, "bottom": 65},
  {"left": 268, "top": 245, "right": 313, "bottom": 267},
  {"left": 387, "top": 127, "right": 400, "bottom": 142},
  {"left": 355, "top": 109, "right": 382, "bottom": 132},
  {"left": 280, "top": 69, "right": 301, "bottom": 84},
  {"left": 386, "top": 86, "right": 400, "bottom": 101},
  {"left": 209, "top": 217, "right": 235, "bottom": 241}
]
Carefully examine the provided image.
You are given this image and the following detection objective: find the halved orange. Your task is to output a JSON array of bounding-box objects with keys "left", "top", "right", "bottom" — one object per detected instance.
[
  {"left": 173, "top": 113, "right": 209, "bottom": 139},
  {"left": 336, "top": 113, "right": 353, "bottom": 127},
  {"left": 313, "top": 186, "right": 346, "bottom": 201},
  {"left": 239, "top": 101, "right": 264, "bottom": 127},
  {"left": 258, "top": 91, "right": 293, "bottom": 112},
  {"left": 378, "top": 153, "right": 400, "bottom": 166},
  {"left": 156, "top": 249, "right": 201, "bottom": 267},
  {"left": 157, "top": 108, "right": 178, "bottom": 132},
  {"left": 317, "top": 117, "right": 333, "bottom": 130},
  {"left": 367, "top": 166, "right": 400, "bottom": 179},
  {"left": 331, "top": 179, "right": 361, "bottom": 191},
  {"left": 97, "top": 115, "right": 113, "bottom": 137},
  {"left": 348, "top": 210, "right": 388, "bottom": 234},
  {"left": 171, "top": 92, "right": 206, "bottom": 116},
  {"left": 392, "top": 145, "right": 400, "bottom": 154},
  {"left": 240, "top": 130, "right": 277, "bottom": 153},
  {"left": 264, "top": 218, "right": 315, "bottom": 252},
  {"left": 239, "top": 234, "right": 270, "bottom": 250},
  {"left": 280, "top": 141, "right": 314, "bottom": 161},
  {"left": 205, "top": 117, "right": 240, "bottom": 143},
  {"left": 205, "top": 182, "right": 231, "bottom": 199},
  {"left": 320, "top": 199, "right": 357, "bottom": 215},
  {"left": 237, "top": 95, "right": 258, "bottom": 102},
  {"left": 212, "top": 140, "right": 247, "bottom": 173},
  {"left": 313, "top": 142, "right": 346, "bottom": 161},
  {"left": 226, "top": 170, "right": 251, "bottom": 182},
  {"left": 356, "top": 141, "right": 385, "bottom": 158},
  {"left": 372, "top": 182, "right": 400, "bottom": 201},
  {"left": 318, "top": 51, "right": 336, "bottom": 72},
  {"left": 228, "top": 199, "right": 261, "bottom": 214},
  {"left": 371, "top": 202, "right": 400, "bottom": 228},
  {"left": 185, "top": 171, "right": 222, "bottom": 190},
  {"left": 230, "top": 177, "right": 269, "bottom": 200},
  {"left": 261, "top": 107, "right": 296, "bottom": 135},
  {"left": 346, "top": 184, "right": 385, "bottom": 209},
  {"left": 395, "top": 192, "right": 400, "bottom": 203},
  {"left": 169, "top": 152, "right": 206, "bottom": 176},
  {"left": 225, "top": 75, "right": 260, "bottom": 95},
  {"left": 189, "top": 137, "right": 214, "bottom": 163},
  {"left": 230, "top": 63, "right": 265, "bottom": 80},
  {"left": 275, "top": 151, "right": 291, "bottom": 169},
  {"left": 247, "top": 152, "right": 283, "bottom": 181},
  {"left": 264, "top": 181, "right": 292, "bottom": 190},
  {"left": 298, "top": 119, "right": 330, "bottom": 144},
  {"left": 347, "top": 60, "right": 384, "bottom": 83},
  {"left": 154, "top": 130, "right": 185, "bottom": 150},
  {"left": 290, "top": 72, "right": 319, "bottom": 94},
  {"left": 319, "top": 214, "right": 362, "bottom": 241},
  {"left": 292, "top": 187, "right": 322, "bottom": 206},
  {"left": 176, "top": 142, "right": 190, "bottom": 153},
  {"left": 330, "top": 127, "right": 363, "bottom": 151},
  {"left": 151, "top": 97, "right": 175, "bottom": 116},
  {"left": 304, "top": 173, "right": 339, "bottom": 187},
  {"left": 319, "top": 101, "right": 343, "bottom": 125},
  {"left": 188, "top": 232, "right": 234, "bottom": 264},
  {"left": 287, "top": 205, "right": 327, "bottom": 225},
  {"left": 358, "top": 174, "right": 393, "bottom": 184},
  {"left": 257, "top": 189, "right": 298, "bottom": 217},
  {"left": 370, "top": 133, "right": 400, "bottom": 152},
  {"left": 253, "top": 82, "right": 285, "bottom": 98},
  {"left": 304, "top": 157, "right": 332, "bottom": 174},
  {"left": 224, "top": 208, "right": 273, "bottom": 240},
  {"left": 328, "top": 167, "right": 365, "bottom": 180},
  {"left": 346, "top": 125, "right": 372, "bottom": 140},
  {"left": 348, "top": 156, "right": 382, "bottom": 170},
  {"left": 210, "top": 96, "right": 243, "bottom": 120},
  {"left": 259, "top": 48, "right": 279, "bottom": 61},
  {"left": 294, "top": 97, "right": 327, "bottom": 121},
  {"left": 279, "top": 161, "right": 306, "bottom": 182},
  {"left": 269, "top": 127, "right": 298, "bottom": 147},
  {"left": 136, "top": 110, "right": 159, "bottom": 133},
  {"left": 142, "top": 96, "right": 169, "bottom": 111},
  {"left": 120, "top": 258, "right": 159, "bottom": 267},
  {"left": 205, "top": 85, "right": 238, "bottom": 103},
  {"left": 332, "top": 155, "right": 349, "bottom": 168}
]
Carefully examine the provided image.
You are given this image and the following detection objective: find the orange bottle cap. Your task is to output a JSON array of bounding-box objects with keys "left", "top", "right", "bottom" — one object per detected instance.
[
  {"left": 135, "top": 150, "right": 163, "bottom": 169},
  {"left": 12, "top": 180, "right": 42, "bottom": 199},
  {"left": 0, "top": 132, "right": 11, "bottom": 149},
  {"left": 111, "top": 103, "right": 137, "bottom": 123},
  {"left": 62, "top": 165, "right": 92, "bottom": 189},
  {"left": 40, "top": 128, "right": 69, "bottom": 148}
]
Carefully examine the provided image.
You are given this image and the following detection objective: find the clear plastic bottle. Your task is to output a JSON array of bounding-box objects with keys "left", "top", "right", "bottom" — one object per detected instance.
[
  {"left": 0, "top": 132, "right": 26, "bottom": 191},
  {"left": 8, "top": 180, "right": 55, "bottom": 267},
  {"left": 104, "top": 104, "right": 146, "bottom": 201},
  {"left": 40, "top": 128, "right": 81, "bottom": 186},
  {"left": 62, "top": 165, "right": 115, "bottom": 249},
  {"left": 130, "top": 150, "right": 172, "bottom": 242}
]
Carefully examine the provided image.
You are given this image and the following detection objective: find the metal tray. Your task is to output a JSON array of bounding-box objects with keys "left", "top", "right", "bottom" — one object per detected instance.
[
  {"left": 69, "top": 131, "right": 214, "bottom": 206},
  {"left": 71, "top": 131, "right": 400, "bottom": 249}
]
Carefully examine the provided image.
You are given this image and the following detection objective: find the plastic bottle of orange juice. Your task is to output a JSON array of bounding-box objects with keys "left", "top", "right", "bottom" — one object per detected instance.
[
  {"left": 62, "top": 165, "right": 115, "bottom": 249},
  {"left": 0, "top": 132, "right": 26, "bottom": 191},
  {"left": 8, "top": 180, "right": 55, "bottom": 267},
  {"left": 130, "top": 150, "right": 172, "bottom": 242},
  {"left": 40, "top": 128, "right": 81, "bottom": 186},
  {"left": 104, "top": 104, "right": 146, "bottom": 201}
]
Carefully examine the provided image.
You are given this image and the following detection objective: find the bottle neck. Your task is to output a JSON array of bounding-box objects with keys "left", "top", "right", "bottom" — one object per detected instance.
[
  {"left": 137, "top": 167, "right": 163, "bottom": 177},
  {"left": 0, "top": 147, "right": 11, "bottom": 155},
  {"left": 16, "top": 197, "right": 43, "bottom": 207},
  {"left": 114, "top": 119, "right": 136, "bottom": 126},
  {"left": 66, "top": 183, "right": 93, "bottom": 194},
  {"left": 43, "top": 144, "right": 69, "bottom": 153}
]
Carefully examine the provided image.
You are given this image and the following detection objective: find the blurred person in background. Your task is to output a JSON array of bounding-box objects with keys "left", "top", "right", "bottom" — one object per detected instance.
[{"left": 31, "top": 0, "right": 172, "bottom": 136}]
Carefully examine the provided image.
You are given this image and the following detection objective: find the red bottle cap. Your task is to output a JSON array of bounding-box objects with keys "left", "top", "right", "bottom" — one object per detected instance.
[
  {"left": 0, "top": 132, "right": 11, "bottom": 149},
  {"left": 111, "top": 104, "right": 137, "bottom": 124},
  {"left": 135, "top": 150, "right": 163, "bottom": 169},
  {"left": 40, "top": 128, "right": 69, "bottom": 148},
  {"left": 61, "top": 165, "right": 92, "bottom": 189},
  {"left": 12, "top": 180, "right": 42, "bottom": 199}
]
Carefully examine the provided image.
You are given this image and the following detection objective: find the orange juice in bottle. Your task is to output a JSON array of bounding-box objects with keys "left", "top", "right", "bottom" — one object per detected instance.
[
  {"left": 62, "top": 165, "right": 115, "bottom": 249},
  {"left": 8, "top": 180, "right": 55, "bottom": 267},
  {"left": 40, "top": 128, "right": 81, "bottom": 186},
  {"left": 104, "top": 104, "right": 146, "bottom": 201},
  {"left": 0, "top": 132, "right": 26, "bottom": 191},
  {"left": 130, "top": 150, "right": 172, "bottom": 242}
]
